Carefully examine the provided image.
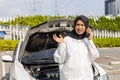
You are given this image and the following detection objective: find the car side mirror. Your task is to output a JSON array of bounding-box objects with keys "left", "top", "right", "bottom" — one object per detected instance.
[{"left": 2, "top": 55, "right": 13, "bottom": 62}]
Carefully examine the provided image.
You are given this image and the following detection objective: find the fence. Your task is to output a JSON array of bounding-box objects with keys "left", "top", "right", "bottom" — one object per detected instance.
[
  {"left": 0, "top": 16, "right": 120, "bottom": 40},
  {"left": 0, "top": 26, "right": 120, "bottom": 40},
  {"left": 0, "top": 16, "right": 15, "bottom": 22},
  {"left": 0, "top": 25, "right": 29, "bottom": 41},
  {"left": 93, "top": 29, "right": 120, "bottom": 38}
]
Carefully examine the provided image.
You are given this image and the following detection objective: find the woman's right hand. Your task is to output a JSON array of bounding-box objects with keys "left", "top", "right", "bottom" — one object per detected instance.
[{"left": 53, "top": 34, "right": 64, "bottom": 44}]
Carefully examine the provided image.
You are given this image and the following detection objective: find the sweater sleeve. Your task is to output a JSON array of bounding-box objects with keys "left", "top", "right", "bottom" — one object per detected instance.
[
  {"left": 87, "top": 40, "right": 99, "bottom": 60},
  {"left": 54, "top": 42, "right": 67, "bottom": 64}
]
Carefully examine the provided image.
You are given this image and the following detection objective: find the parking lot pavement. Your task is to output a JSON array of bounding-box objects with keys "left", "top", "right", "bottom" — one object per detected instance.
[
  {"left": 96, "top": 47, "right": 120, "bottom": 80},
  {"left": 0, "top": 48, "right": 120, "bottom": 80}
]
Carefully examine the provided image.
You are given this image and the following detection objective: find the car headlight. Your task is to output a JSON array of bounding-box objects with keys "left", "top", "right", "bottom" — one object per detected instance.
[
  {"left": 101, "top": 74, "right": 109, "bottom": 80},
  {"left": 94, "top": 74, "right": 109, "bottom": 80},
  {"left": 11, "top": 77, "right": 16, "bottom": 80}
]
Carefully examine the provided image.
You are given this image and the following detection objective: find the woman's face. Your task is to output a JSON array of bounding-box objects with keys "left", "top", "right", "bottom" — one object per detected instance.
[{"left": 75, "top": 20, "right": 86, "bottom": 35}]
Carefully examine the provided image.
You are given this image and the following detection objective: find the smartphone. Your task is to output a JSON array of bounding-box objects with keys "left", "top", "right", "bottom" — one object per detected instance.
[{"left": 85, "top": 26, "right": 92, "bottom": 37}]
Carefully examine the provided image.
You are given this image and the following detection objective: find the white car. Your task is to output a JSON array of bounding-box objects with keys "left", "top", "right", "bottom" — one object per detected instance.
[{"left": 2, "top": 19, "right": 109, "bottom": 80}]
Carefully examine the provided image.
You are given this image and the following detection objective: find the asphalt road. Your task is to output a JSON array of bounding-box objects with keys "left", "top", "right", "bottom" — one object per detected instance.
[
  {"left": 97, "top": 47, "right": 120, "bottom": 80},
  {"left": 0, "top": 48, "right": 120, "bottom": 80}
]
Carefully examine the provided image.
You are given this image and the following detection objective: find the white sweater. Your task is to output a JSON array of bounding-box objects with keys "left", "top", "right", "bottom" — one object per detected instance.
[{"left": 54, "top": 36, "right": 99, "bottom": 80}]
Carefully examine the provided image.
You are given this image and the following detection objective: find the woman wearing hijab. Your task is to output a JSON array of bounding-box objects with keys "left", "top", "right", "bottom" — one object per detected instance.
[{"left": 53, "top": 15, "right": 99, "bottom": 80}]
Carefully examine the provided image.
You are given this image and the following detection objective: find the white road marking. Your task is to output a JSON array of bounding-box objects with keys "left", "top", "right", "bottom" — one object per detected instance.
[
  {"left": 104, "top": 56, "right": 120, "bottom": 60},
  {"left": 99, "top": 63, "right": 113, "bottom": 69},
  {"left": 110, "top": 61, "right": 120, "bottom": 65}
]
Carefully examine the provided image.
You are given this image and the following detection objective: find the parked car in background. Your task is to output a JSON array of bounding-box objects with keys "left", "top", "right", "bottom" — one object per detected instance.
[{"left": 2, "top": 19, "right": 109, "bottom": 80}]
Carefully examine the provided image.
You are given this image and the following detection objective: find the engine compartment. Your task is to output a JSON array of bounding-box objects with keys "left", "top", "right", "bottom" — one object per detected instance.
[
  {"left": 21, "top": 46, "right": 60, "bottom": 80},
  {"left": 24, "top": 64, "right": 60, "bottom": 80}
]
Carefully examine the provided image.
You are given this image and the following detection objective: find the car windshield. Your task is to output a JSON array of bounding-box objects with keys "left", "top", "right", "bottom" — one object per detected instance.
[{"left": 22, "top": 48, "right": 56, "bottom": 65}]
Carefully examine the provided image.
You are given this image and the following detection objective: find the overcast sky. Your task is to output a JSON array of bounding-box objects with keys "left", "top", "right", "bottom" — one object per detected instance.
[{"left": 0, "top": 0, "right": 105, "bottom": 17}]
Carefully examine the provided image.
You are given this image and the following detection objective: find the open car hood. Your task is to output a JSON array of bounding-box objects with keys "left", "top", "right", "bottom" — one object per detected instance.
[{"left": 19, "top": 19, "right": 74, "bottom": 60}]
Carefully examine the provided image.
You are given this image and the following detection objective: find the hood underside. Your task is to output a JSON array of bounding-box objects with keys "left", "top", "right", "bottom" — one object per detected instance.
[
  {"left": 19, "top": 19, "right": 74, "bottom": 59},
  {"left": 25, "top": 31, "right": 70, "bottom": 52}
]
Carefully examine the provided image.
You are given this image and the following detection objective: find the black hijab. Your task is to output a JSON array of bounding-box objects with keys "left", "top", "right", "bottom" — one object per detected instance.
[{"left": 69, "top": 15, "right": 90, "bottom": 39}]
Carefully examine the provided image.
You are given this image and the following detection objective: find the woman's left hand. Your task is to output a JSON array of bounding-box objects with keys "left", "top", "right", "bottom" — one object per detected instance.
[{"left": 86, "top": 27, "right": 93, "bottom": 40}]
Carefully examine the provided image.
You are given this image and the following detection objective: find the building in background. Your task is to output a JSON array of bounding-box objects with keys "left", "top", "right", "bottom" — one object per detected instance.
[{"left": 105, "top": 0, "right": 120, "bottom": 16}]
